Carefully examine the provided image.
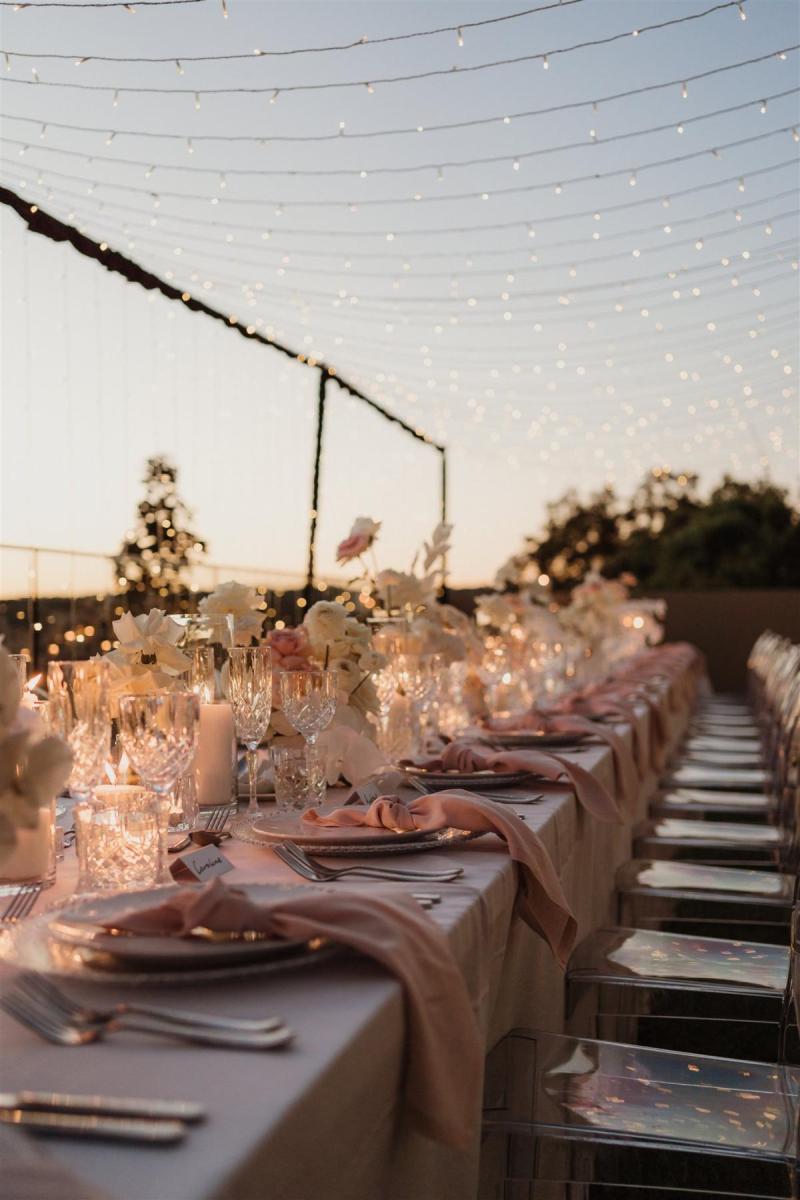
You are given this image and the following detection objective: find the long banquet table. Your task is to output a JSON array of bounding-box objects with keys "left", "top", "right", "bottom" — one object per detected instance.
[{"left": 0, "top": 656, "right": 697, "bottom": 1200}]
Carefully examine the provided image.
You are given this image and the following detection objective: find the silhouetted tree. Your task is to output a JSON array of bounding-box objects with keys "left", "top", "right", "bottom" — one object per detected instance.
[
  {"left": 114, "top": 457, "right": 206, "bottom": 607},
  {"left": 521, "top": 472, "right": 800, "bottom": 590}
]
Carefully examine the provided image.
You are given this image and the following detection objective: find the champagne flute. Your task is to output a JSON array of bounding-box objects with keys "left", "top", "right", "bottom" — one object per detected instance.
[
  {"left": 228, "top": 646, "right": 272, "bottom": 819},
  {"left": 46, "top": 660, "right": 110, "bottom": 799},
  {"left": 278, "top": 669, "right": 337, "bottom": 749}
]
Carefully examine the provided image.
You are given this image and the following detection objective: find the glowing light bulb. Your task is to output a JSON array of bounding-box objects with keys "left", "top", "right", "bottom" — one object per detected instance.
[
  {"left": 456, "top": 27, "right": 464, "bottom": 46},
  {"left": 542, "top": 55, "right": 549, "bottom": 69},
  {"left": 681, "top": 81, "right": 688, "bottom": 99}
]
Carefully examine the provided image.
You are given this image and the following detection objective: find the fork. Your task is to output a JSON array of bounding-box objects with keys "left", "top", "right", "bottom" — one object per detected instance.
[
  {"left": 0, "top": 883, "right": 42, "bottom": 924},
  {"left": 13, "top": 971, "right": 284, "bottom": 1035},
  {"left": 273, "top": 840, "right": 463, "bottom": 883},
  {"left": 169, "top": 805, "right": 232, "bottom": 854},
  {"left": 0, "top": 988, "right": 294, "bottom": 1051}
]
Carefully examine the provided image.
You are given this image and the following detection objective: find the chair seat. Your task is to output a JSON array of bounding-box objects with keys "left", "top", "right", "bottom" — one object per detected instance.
[
  {"left": 680, "top": 749, "right": 764, "bottom": 768},
  {"left": 483, "top": 1031, "right": 800, "bottom": 1190},
  {"left": 638, "top": 818, "right": 785, "bottom": 846},
  {"left": 567, "top": 926, "right": 789, "bottom": 995},
  {"left": 651, "top": 787, "right": 778, "bottom": 820},
  {"left": 616, "top": 858, "right": 794, "bottom": 903},
  {"left": 664, "top": 765, "right": 768, "bottom": 792},
  {"left": 684, "top": 735, "right": 763, "bottom": 754},
  {"left": 691, "top": 721, "right": 761, "bottom": 739}
]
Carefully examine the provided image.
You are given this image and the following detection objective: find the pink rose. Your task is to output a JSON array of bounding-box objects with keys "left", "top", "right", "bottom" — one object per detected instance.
[
  {"left": 266, "top": 626, "right": 312, "bottom": 671},
  {"left": 336, "top": 532, "right": 371, "bottom": 564}
]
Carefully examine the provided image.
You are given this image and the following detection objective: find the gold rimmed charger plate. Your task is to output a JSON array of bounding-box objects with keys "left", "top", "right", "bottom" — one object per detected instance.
[
  {"left": 0, "top": 884, "right": 341, "bottom": 985},
  {"left": 234, "top": 814, "right": 483, "bottom": 857}
]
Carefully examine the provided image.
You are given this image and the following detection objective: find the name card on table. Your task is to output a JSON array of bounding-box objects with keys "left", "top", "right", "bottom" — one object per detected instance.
[{"left": 170, "top": 844, "right": 235, "bottom": 883}]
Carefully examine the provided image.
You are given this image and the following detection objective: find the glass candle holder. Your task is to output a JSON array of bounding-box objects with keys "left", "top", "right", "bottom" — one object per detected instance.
[
  {"left": 0, "top": 796, "right": 56, "bottom": 890},
  {"left": 272, "top": 745, "right": 326, "bottom": 814},
  {"left": 73, "top": 786, "right": 164, "bottom": 893}
]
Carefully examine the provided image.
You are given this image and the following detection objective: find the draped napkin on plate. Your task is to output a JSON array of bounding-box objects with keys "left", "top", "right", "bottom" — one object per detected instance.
[
  {"left": 104, "top": 879, "right": 482, "bottom": 1150},
  {"left": 408, "top": 741, "right": 622, "bottom": 823},
  {"left": 304, "top": 790, "right": 577, "bottom": 966}
]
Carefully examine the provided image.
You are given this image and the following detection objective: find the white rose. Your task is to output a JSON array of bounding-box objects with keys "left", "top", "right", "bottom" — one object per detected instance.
[{"left": 304, "top": 601, "right": 349, "bottom": 647}]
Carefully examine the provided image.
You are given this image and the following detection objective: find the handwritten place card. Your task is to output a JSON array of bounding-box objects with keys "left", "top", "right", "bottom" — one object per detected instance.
[{"left": 170, "top": 844, "right": 235, "bottom": 884}]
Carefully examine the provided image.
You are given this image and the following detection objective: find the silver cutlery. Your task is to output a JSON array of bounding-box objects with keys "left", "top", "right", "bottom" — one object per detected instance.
[
  {"left": 169, "top": 805, "right": 232, "bottom": 854},
  {"left": 0, "top": 883, "right": 42, "bottom": 924},
  {"left": 13, "top": 970, "right": 284, "bottom": 1035},
  {"left": 1, "top": 988, "right": 295, "bottom": 1050},
  {"left": 273, "top": 840, "right": 463, "bottom": 883},
  {"left": 0, "top": 1109, "right": 188, "bottom": 1143},
  {"left": 0, "top": 1089, "right": 205, "bottom": 1122}
]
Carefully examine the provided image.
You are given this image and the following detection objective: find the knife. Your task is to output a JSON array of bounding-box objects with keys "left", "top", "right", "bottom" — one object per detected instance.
[
  {"left": 0, "top": 1110, "right": 188, "bottom": 1142},
  {"left": 50, "top": 919, "right": 276, "bottom": 944},
  {"left": 0, "top": 1091, "right": 205, "bottom": 1121}
]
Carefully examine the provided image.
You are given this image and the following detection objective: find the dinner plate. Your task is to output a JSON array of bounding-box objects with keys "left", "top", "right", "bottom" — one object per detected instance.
[
  {"left": 233, "top": 814, "right": 482, "bottom": 857},
  {"left": 479, "top": 729, "right": 590, "bottom": 749},
  {"left": 0, "top": 885, "right": 341, "bottom": 986},
  {"left": 401, "top": 767, "right": 532, "bottom": 790}
]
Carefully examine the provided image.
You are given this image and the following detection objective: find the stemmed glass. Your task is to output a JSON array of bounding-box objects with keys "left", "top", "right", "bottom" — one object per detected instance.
[
  {"left": 228, "top": 646, "right": 272, "bottom": 819},
  {"left": 278, "top": 669, "right": 337, "bottom": 750},
  {"left": 118, "top": 692, "right": 200, "bottom": 803},
  {"left": 46, "top": 660, "right": 111, "bottom": 800}
]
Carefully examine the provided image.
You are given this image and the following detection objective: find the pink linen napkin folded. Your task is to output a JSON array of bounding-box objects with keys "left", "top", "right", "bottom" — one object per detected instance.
[
  {"left": 304, "top": 790, "right": 577, "bottom": 966},
  {"left": 104, "top": 879, "right": 482, "bottom": 1150},
  {"left": 481, "top": 713, "right": 639, "bottom": 819},
  {"left": 408, "top": 741, "right": 622, "bottom": 824}
]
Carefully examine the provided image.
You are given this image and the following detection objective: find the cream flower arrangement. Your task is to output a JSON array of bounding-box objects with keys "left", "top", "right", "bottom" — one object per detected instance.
[
  {"left": 199, "top": 580, "right": 265, "bottom": 646},
  {"left": 103, "top": 608, "right": 191, "bottom": 711}
]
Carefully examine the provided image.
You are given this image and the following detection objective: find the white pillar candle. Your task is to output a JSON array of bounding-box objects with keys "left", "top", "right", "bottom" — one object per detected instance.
[
  {"left": 197, "top": 702, "right": 236, "bottom": 809},
  {"left": 1, "top": 804, "right": 53, "bottom": 884}
]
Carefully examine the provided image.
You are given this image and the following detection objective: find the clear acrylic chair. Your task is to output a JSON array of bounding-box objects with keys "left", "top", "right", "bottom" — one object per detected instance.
[
  {"left": 481, "top": 907, "right": 800, "bottom": 1198},
  {"left": 481, "top": 1030, "right": 800, "bottom": 1199},
  {"left": 566, "top": 924, "right": 793, "bottom": 1062},
  {"left": 615, "top": 858, "right": 796, "bottom": 943}
]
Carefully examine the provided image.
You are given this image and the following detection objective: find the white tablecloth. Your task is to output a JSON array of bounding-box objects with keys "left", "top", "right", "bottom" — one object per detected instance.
[{"left": 0, "top": 682, "right": 688, "bottom": 1200}]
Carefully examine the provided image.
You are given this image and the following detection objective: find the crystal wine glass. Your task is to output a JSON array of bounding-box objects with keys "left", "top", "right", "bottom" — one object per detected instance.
[
  {"left": 46, "top": 660, "right": 111, "bottom": 799},
  {"left": 278, "top": 669, "right": 337, "bottom": 749},
  {"left": 118, "top": 691, "right": 200, "bottom": 801},
  {"left": 227, "top": 646, "right": 272, "bottom": 819}
]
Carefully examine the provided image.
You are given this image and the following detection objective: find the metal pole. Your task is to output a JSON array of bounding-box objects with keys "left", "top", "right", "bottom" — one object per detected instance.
[{"left": 304, "top": 369, "right": 328, "bottom": 600}]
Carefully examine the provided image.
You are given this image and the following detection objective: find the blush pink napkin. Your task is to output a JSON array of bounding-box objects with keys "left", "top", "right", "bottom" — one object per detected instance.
[
  {"left": 409, "top": 741, "right": 622, "bottom": 823},
  {"left": 481, "top": 714, "right": 639, "bottom": 819},
  {"left": 304, "top": 791, "right": 577, "bottom": 966},
  {"left": 105, "top": 879, "right": 482, "bottom": 1150}
]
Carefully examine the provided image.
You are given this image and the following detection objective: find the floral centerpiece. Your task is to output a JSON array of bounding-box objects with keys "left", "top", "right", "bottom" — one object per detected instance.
[
  {"left": 0, "top": 644, "right": 71, "bottom": 864},
  {"left": 336, "top": 516, "right": 475, "bottom": 663},
  {"left": 199, "top": 580, "right": 265, "bottom": 646},
  {"left": 102, "top": 608, "right": 191, "bottom": 713},
  {"left": 265, "top": 600, "right": 386, "bottom": 741}
]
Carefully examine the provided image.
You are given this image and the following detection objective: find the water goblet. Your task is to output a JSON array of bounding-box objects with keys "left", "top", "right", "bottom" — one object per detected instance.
[
  {"left": 278, "top": 669, "right": 337, "bottom": 750},
  {"left": 228, "top": 646, "right": 272, "bottom": 819},
  {"left": 46, "top": 660, "right": 111, "bottom": 800},
  {"left": 118, "top": 691, "right": 200, "bottom": 807}
]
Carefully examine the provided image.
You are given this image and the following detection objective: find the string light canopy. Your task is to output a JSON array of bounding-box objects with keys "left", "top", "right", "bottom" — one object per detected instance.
[{"left": 1, "top": 0, "right": 797, "bottom": 581}]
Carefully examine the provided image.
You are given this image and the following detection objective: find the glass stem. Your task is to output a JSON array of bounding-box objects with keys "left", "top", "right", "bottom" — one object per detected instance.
[{"left": 246, "top": 747, "right": 259, "bottom": 814}]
